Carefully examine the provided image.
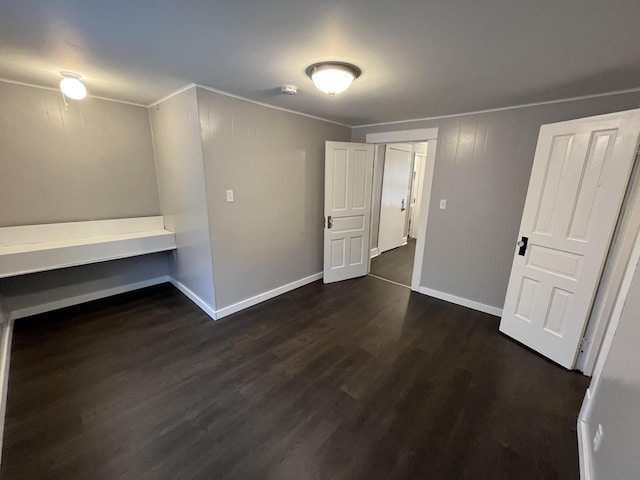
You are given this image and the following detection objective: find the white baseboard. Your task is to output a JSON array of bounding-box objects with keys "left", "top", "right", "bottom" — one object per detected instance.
[
  {"left": 9, "top": 276, "right": 171, "bottom": 321},
  {"left": 0, "top": 319, "right": 14, "bottom": 466},
  {"left": 417, "top": 286, "right": 503, "bottom": 317},
  {"left": 214, "top": 272, "right": 323, "bottom": 319},
  {"left": 168, "top": 278, "right": 217, "bottom": 320},
  {"left": 370, "top": 247, "right": 380, "bottom": 258},
  {"left": 578, "top": 388, "right": 594, "bottom": 480}
]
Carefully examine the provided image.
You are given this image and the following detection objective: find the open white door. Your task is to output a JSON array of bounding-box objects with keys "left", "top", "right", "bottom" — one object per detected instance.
[
  {"left": 500, "top": 109, "right": 640, "bottom": 369},
  {"left": 324, "top": 141, "right": 374, "bottom": 283},
  {"left": 379, "top": 143, "right": 413, "bottom": 253}
]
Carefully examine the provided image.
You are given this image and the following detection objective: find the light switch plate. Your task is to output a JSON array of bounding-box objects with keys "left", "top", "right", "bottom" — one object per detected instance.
[
  {"left": 226, "top": 190, "right": 234, "bottom": 202},
  {"left": 439, "top": 199, "right": 447, "bottom": 209}
]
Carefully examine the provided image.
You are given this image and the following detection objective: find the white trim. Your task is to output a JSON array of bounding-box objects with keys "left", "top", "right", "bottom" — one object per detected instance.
[
  {"left": 214, "top": 272, "right": 323, "bottom": 319},
  {"left": 194, "top": 84, "right": 351, "bottom": 127},
  {"left": 368, "top": 274, "right": 410, "bottom": 289},
  {"left": 149, "top": 83, "right": 350, "bottom": 127},
  {"left": 354, "top": 87, "right": 640, "bottom": 128},
  {"left": 364, "top": 130, "right": 438, "bottom": 292},
  {"left": 0, "top": 77, "right": 148, "bottom": 108},
  {"left": 411, "top": 139, "right": 437, "bottom": 291},
  {"left": 147, "top": 83, "right": 197, "bottom": 107},
  {"left": 578, "top": 388, "right": 594, "bottom": 480},
  {"left": 168, "top": 278, "right": 217, "bottom": 320},
  {"left": 418, "top": 286, "right": 503, "bottom": 317},
  {"left": 576, "top": 150, "right": 640, "bottom": 376},
  {"left": 0, "top": 319, "right": 13, "bottom": 466},
  {"left": 366, "top": 128, "right": 439, "bottom": 144},
  {"left": 590, "top": 226, "right": 640, "bottom": 393},
  {"left": 370, "top": 247, "right": 380, "bottom": 258},
  {"left": 9, "top": 276, "right": 170, "bottom": 321}
]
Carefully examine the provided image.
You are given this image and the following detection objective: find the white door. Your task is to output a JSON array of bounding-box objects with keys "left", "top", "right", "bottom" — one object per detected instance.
[
  {"left": 324, "top": 141, "right": 374, "bottom": 283},
  {"left": 378, "top": 143, "right": 413, "bottom": 253},
  {"left": 409, "top": 152, "right": 427, "bottom": 238},
  {"left": 500, "top": 109, "right": 640, "bottom": 369}
]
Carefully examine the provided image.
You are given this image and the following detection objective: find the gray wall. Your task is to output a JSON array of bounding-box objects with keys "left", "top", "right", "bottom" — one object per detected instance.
[
  {"left": 353, "top": 92, "right": 640, "bottom": 309},
  {"left": 0, "top": 81, "right": 160, "bottom": 226},
  {"left": 196, "top": 87, "right": 351, "bottom": 308},
  {"left": 150, "top": 87, "right": 216, "bottom": 309},
  {"left": 0, "top": 254, "right": 170, "bottom": 315},
  {"left": 586, "top": 256, "right": 640, "bottom": 479}
]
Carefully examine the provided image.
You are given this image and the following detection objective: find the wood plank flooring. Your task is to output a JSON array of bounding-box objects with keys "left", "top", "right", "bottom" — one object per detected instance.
[
  {"left": 370, "top": 239, "right": 416, "bottom": 286},
  {"left": 0, "top": 277, "right": 589, "bottom": 479}
]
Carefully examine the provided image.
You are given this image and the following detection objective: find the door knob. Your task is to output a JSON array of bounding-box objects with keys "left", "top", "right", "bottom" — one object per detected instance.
[
  {"left": 401, "top": 199, "right": 406, "bottom": 211},
  {"left": 517, "top": 236, "right": 528, "bottom": 256}
]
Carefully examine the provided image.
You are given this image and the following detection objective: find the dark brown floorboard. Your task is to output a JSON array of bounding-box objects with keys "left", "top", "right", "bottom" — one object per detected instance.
[
  {"left": 370, "top": 238, "right": 416, "bottom": 286},
  {"left": 1, "top": 277, "right": 588, "bottom": 480}
]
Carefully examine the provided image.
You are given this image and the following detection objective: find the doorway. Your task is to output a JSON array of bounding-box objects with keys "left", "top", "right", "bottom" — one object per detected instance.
[
  {"left": 323, "top": 128, "right": 438, "bottom": 291},
  {"left": 370, "top": 142, "right": 430, "bottom": 287}
]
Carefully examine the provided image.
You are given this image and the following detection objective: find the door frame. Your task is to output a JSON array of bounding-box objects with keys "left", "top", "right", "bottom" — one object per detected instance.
[
  {"left": 576, "top": 150, "right": 640, "bottom": 375},
  {"left": 366, "top": 128, "right": 439, "bottom": 291}
]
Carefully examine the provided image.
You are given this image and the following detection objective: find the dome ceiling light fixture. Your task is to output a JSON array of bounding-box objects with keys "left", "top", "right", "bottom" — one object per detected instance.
[
  {"left": 306, "top": 62, "right": 361, "bottom": 96},
  {"left": 59, "top": 72, "right": 87, "bottom": 100}
]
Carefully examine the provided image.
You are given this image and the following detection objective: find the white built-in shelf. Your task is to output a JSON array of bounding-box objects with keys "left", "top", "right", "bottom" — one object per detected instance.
[{"left": 0, "top": 216, "right": 176, "bottom": 278}]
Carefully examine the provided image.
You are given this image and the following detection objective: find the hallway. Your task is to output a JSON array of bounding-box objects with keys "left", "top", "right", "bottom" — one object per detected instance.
[{"left": 370, "top": 238, "right": 417, "bottom": 286}]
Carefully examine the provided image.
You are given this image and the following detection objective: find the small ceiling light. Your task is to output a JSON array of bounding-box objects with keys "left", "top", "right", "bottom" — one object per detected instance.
[
  {"left": 59, "top": 72, "right": 87, "bottom": 100},
  {"left": 306, "top": 62, "right": 361, "bottom": 96}
]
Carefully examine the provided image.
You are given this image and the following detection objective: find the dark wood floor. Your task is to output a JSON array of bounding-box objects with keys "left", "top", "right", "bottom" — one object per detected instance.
[
  {"left": 1, "top": 278, "right": 588, "bottom": 480},
  {"left": 370, "top": 238, "right": 416, "bottom": 286}
]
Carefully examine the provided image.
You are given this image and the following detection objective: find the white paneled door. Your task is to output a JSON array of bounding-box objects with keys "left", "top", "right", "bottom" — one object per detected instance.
[
  {"left": 324, "top": 142, "right": 374, "bottom": 283},
  {"left": 500, "top": 109, "right": 640, "bottom": 369},
  {"left": 379, "top": 143, "right": 414, "bottom": 253}
]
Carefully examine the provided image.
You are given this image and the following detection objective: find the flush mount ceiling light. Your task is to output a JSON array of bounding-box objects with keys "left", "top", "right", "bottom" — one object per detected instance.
[
  {"left": 306, "top": 62, "right": 361, "bottom": 96},
  {"left": 59, "top": 72, "right": 87, "bottom": 100}
]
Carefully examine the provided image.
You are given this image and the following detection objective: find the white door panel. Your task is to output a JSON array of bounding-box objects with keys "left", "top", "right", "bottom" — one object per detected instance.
[
  {"left": 500, "top": 109, "right": 640, "bottom": 369},
  {"left": 379, "top": 143, "right": 413, "bottom": 253},
  {"left": 324, "top": 142, "right": 374, "bottom": 283}
]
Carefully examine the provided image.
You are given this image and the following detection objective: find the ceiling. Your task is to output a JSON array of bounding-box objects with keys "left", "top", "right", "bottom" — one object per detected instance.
[{"left": 1, "top": 0, "right": 639, "bottom": 126}]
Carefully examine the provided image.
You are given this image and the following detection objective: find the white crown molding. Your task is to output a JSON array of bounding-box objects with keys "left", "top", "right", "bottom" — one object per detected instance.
[
  {"left": 147, "top": 82, "right": 351, "bottom": 127},
  {"left": 0, "top": 77, "right": 148, "bottom": 108},
  {"left": 353, "top": 87, "right": 640, "bottom": 128},
  {"left": 146, "top": 83, "right": 197, "bottom": 107},
  {"left": 5, "top": 76, "right": 639, "bottom": 130},
  {"left": 193, "top": 84, "right": 351, "bottom": 127}
]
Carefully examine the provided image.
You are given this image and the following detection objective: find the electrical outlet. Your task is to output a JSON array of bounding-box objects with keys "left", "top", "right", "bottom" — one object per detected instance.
[
  {"left": 439, "top": 199, "right": 447, "bottom": 209},
  {"left": 226, "top": 190, "right": 234, "bottom": 202},
  {"left": 593, "top": 424, "right": 604, "bottom": 452}
]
